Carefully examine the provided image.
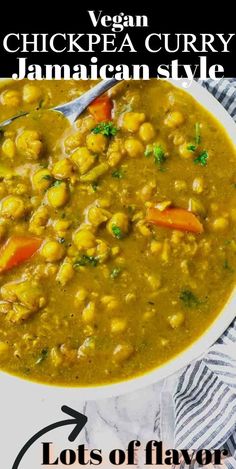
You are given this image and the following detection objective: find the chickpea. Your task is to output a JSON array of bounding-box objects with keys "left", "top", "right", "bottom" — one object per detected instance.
[
  {"left": 164, "top": 111, "right": 184, "bottom": 128},
  {"left": 56, "top": 261, "right": 74, "bottom": 286},
  {"left": 212, "top": 217, "right": 229, "bottom": 231},
  {"left": 88, "top": 206, "right": 111, "bottom": 227},
  {"left": 52, "top": 158, "right": 74, "bottom": 180},
  {"left": 82, "top": 301, "right": 96, "bottom": 323},
  {"left": 124, "top": 138, "right": 144, "bottom": 158},
  {"left": 32, "top": 169, "right": 52, "bottom": 192},
  {"left": 192, "top": 177, "right": 204, "bottom": 194},
  {"left": 168, "top": 312, "right": 185, "bottom": 328},
  {"left": 75, "top": 288, "right": 88, "bottom": 306},
  {"left": 23, "top": 84, "right": 42, "bottom": 103},
  {"left": 73, "top": 229, "right": 96, "bottom": 250},
  {"left": 64, "top": 131, "right": 83, "bottom": 153},
  {"left": 41, "top": 240, "right": 65, "bottom": 262},
  {"left": 1, "top": 89, "right": 21, "bottom": 107},
  {"left": 2, "top": 138, "right": 16, "bottom": 158},
  {"left": 122, "top": 112, "right": 145, "bottom": 132},
  {"left": 140, "top": 182, "right": 156, "bottom": 202},
  {"left": 113, "top": 343, "right": 134, "bottom": 362},
  {"left": 47, "top": 182, "right": 69, "bottom": 208},
  {"left": 179, "top": 143, "right": 193, "bottom": 159},
  {"left": 29, "top": 206, "right": 49, "bottom": 235},
  {"left": 139, "top": 122, "right": 155, "bottom": 142},
  {"left": 96, "top": 239, "right": 110, "bottom": 263},
  {"left": 107, "top": 212, "right": 129, "bottom": 237},
  {"left": 1, "top": 195, "right": 26, "bottom": 220},
  {"left": 108, "top": 151, "right": 123, "bottom": 167},
  {"left": 71, "top": 147, "right": 95, "bottom": 174},
  {"left": 86, "top": 133, "right": 107, "bottom": 153},
  {"left": 16, "top": 130, "right": 43, "bottom": 160},
  {"left": 54, "top": 219, "right": 71, "bottom": 235},
  {"left": 111, "top": 318, "right": 127, "bottom": 333}
]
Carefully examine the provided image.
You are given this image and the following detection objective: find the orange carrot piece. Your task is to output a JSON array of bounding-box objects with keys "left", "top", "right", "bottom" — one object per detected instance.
[
  {"left": 88, "top": 96, "right": 113, "bottom": 122},
  {"left": 146, "top": 207, "right": 204, "bottom": 234},
  {"left": 0, "top": 236, "right": 42, "bottom": 273}
]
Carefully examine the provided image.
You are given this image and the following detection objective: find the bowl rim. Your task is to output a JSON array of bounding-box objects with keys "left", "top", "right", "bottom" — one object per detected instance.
[{"left": 0, "top": 77, "right": 236, "bottom": 400}]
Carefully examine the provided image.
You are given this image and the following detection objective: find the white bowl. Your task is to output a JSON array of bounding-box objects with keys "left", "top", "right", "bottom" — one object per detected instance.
[{"left": 0, "top": 78, "right": 235, "bottom": 400}]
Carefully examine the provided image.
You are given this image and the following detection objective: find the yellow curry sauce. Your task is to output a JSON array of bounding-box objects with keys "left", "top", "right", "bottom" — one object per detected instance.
[{"left": 0, "top": 79, "right": 235, "bottom": 386}]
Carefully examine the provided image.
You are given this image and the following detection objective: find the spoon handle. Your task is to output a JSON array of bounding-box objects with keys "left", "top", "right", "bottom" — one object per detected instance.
[{"left": 54, "top": 78, "right": 119, "bottom": 123}]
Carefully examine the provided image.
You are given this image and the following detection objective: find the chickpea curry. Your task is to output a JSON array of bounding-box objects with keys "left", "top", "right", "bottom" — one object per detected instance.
[{"left": 0, "top": 79, "right": 235, "bottom": 387}]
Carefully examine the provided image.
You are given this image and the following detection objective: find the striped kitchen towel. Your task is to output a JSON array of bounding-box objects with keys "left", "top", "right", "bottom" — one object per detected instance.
[{"left": 173, "top": 78, "right": 236, "bottom": 467}]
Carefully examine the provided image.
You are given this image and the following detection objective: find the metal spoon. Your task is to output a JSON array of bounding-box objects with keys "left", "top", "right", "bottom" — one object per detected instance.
[{"left": 0, "top": 78, "right": 118, "bottom": 128}]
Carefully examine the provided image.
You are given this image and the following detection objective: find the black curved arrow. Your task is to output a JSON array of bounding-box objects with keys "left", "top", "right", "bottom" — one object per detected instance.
[{"left": 12, "top": 405, "right": 88, "bottom": 469}]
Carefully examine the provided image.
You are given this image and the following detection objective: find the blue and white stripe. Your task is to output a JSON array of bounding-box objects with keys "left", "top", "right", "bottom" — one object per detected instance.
[{"left": 174, "top": 79, "right": 236, "bottom": 466}]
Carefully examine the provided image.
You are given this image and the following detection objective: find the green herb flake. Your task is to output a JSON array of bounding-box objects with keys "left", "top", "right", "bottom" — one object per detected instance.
[
  {"left": 58, "top": 237, "right": 65, "bottom": 244},
  {"left": 187, "top": 144, "right": 197, "bottom": 152},
  {"left": 112, "top": 169, "right": 124, "bottom": 179},
  {"left": 73, "top": 255, "right": 98, "bottom": 269},
  {"left": 52, "top": 180, "right": 62, "bottom": 186},
  {"left": 194, "top": 150, "right": 209, "bottom": 167},
  {"left": 110, "top": 267, "right": 122, "bottom": 279},
  {"left": 35, "top": 348, "right": 48, "bottom": 365},
  {"left": 180, "top": 289, "right": 199, "bottom": 307},
  {"left": 91, "top": 181, "right": 99, "bottom": 192},
  {"left": 153, "top": 144, "right": 166, "bottom": 165},
  {"left": 112, "top": 225, "right": 123, "bottom": 239},
  {"left": 195, "top": 122, "right": 201, "bottom": 145},
  {"left": 42, "top": 174, "right": 52, "bottom": 181},
  {"left": 92, "top": 122, "right": 118, "bottom": 137},
  {"left": 223, "top": 259, "right": 234, "bottom": 273}
]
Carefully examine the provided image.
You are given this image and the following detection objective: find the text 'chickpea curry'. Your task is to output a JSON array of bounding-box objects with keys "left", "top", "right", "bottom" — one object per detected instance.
[{"left": 0, "top": 79, "right": 235, "bottom": 386}]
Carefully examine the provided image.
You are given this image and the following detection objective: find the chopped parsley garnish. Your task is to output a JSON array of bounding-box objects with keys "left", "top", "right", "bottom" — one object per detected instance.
[
  {"left": 110, "top": 267, "right": 122, "bottom": 279},
  {"left": 144, "top": 144, "right": 167, "bottom": 169},
  {"left": 92, "top": 122, "right": 118, "bottom": 137},
  {"left": 112, "top": 225, "right": 123, "bottom": 239},
  {"left": 180, "top": 289, "right": 199, "bottom": 307},
  {"left": 91, "top": 181, "right": 99, "bottom": 192},
  {"left": 194, "top": 150, "right": 209, "bottom": 166},
  {"left": 195, "top": 122, "right": 201, "bottom": 145},
  {"left": 73, "top": 255, "right": 98, "bottom": 268},
  {"left": 112, "top": 169, "right": 124, "bottom": 179},
  {"left": 187, "top": 144, "right": 197, "bottom": 152},
  {"left": 52, "top": 179, "right": 62, "bottom": 186},
  {"left": 153, "top": 144, "right": 166, "bottom": 165},
  {"left": 35, "top": 349, "right": 48, "bottom": 365}
]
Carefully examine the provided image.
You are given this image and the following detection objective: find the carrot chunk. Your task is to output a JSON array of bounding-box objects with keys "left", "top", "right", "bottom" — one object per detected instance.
[
  {"left": 0, "top": 236, "right": 42, "bottom": 273},
  {"left": 146, "top": 207, "right": 204, "bottom": 233},
  {"left": 88, "top": 96, "right": 113, "bottom": 122}
]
